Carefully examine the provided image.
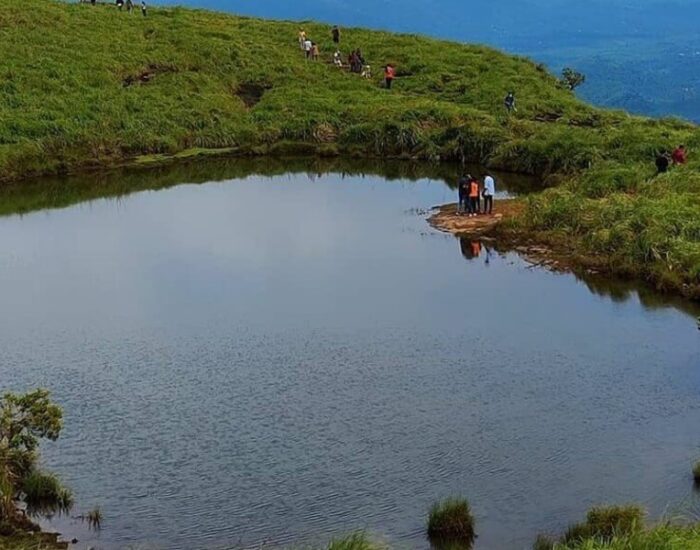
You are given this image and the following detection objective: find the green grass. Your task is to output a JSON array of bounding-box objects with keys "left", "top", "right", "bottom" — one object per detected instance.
[
  {"left": 326, "top": 532, "right": 384, "bottom": 550},
  {"left": 554, "top": 523, "right": 700, "bottom": 550},
  {"left": 1, "top": 0, "right": 700, "bottom": 297},
  {"left": 426, "top": 497, "right": 475, "bottom": 549},
  {"left": 20, "top": 471, "right": 72, "bottom": 517}
]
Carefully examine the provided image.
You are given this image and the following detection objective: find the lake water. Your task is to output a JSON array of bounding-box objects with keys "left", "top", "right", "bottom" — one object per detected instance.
[{"left": 1, "top": 160, "right": 699, "bottom": 550}]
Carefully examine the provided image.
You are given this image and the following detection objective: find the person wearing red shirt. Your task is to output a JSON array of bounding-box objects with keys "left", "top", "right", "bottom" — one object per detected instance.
[
  {"left": 672, "top": 145, "right": 687, "bottom": 165},
  {"left": 384, "top": 65, "right": 396, "bottom": 89}
]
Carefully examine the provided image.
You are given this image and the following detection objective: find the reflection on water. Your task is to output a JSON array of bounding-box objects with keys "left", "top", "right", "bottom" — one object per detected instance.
[
  {"left": 0, "top": 157, "right": 537, "bottom": 218},
  {"left": 1, "top": 160, "right": 699, "bottom": 550},
  {"left": 457, "top": 237, "right": 700, "bottom": 319}
]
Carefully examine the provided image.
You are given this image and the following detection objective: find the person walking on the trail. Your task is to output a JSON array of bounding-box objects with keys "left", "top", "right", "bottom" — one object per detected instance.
[
  {"left": 672, "top": 144, "right": 687, "bottom": 165},
  {"left": 332, "top": 25, "right": 341, "bottom": 45},
  {"left": 483, "top": 174, "right": 495, "bottom": 215},
  {"left": 468, "top": 177, "right": 480, "bottom": 217},
  {"left": 504, "top": 91, "right": 516, "bottom": 113},
  {"left": 384, "top": 64, "right": 396, "bottom": 89},
  {"left": 141, "top": 0, "right": 147, "bottom": 15},
  {"left": 311, "top": 42, "right": 320, "bottom": 61},
  {"left": 333, "top": 50, "right": 343, "bottom": 67},
  {"left": 116, "top": 0, "right": 124, "bottom": 10},
  {"left": 304, "top": 38, "right": 313, "bottom": 59},
  {"left": 298, "top": 30, "right": 307, "bottom": 50},
  {"left": 126, "top": 0, "right": 133, "bottom": 13}
]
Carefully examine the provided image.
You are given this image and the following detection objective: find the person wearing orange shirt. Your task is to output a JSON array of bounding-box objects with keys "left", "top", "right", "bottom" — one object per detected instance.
[{"left": 468, "top": 177, "right": 480, "bottom": 217}]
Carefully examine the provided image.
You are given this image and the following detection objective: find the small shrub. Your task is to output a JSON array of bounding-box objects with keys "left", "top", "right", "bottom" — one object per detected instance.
[
  {"left": 427, "top": 497, "right": 475, "bottom": 549},
  {"left": 693, "top": 461, "right": 700, "bottom": 484},
  {"left": 327, "top": 532, "right": 381, "bottom": 550},
  {"left": 22, "top": 471, "right": 73, "bottom": 516},
  {"left": 562, "top": 505, "right": 643, "bottom": 544},
  {"left": 532, "top": 534, "right": 555, "bottom": 550}
]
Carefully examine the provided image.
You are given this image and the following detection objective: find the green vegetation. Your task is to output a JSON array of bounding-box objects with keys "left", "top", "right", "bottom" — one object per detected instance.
[
  {"left": 535, "top": 507, "right": 700, "bottom": 550},
  {"left": 1, "top": 0, "right": 699, "bottom": 297},
  {"left": 0, "top": 390, "right": 71, "bottom": 537},
  {"left": 326, "top": 533, "right": 383, "bottom": 550},
  {"left": 693, "top": 461, "right": 700, "bottom": 484},
  {"left": 426, "top": 497, "right": 475, "bottom": 548}
]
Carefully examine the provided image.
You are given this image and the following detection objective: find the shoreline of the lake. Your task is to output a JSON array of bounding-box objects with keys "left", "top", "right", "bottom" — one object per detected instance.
[{"left": 428, "top": 200, "right": 700, "bottom": 301}]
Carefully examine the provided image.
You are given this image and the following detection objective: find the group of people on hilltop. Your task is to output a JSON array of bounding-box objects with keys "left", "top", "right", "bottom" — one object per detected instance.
[
  {"left": 297, "top": 26, "right": 396, "bottom": 89},
  {"left": 458, "top": 174, "right": 496, "bottom": 216},
  {"left": 656, "top": 145, "right": 688, "bottom": 173},
  {"left": 106, "top": 0, "right": 147, "bottom": 15}
]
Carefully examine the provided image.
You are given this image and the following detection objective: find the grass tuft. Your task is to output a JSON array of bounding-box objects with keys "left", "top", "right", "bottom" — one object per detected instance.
[{"left": 426, "top": 497, "right": 476, "bottom": 549}]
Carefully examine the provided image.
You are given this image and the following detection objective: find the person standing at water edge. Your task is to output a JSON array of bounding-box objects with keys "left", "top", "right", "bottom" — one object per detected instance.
[
  {"left": 468, "top": 176, "right": 480, "bottom": 217},
  {"left": 458, "top": 174, "right": 469, "bottom": 214},
  {"left": 483, "top": 174, "right": 495, "bottom": 214},
  {"left": 332, "top": 25, "right": 341, "bottom": 45}
]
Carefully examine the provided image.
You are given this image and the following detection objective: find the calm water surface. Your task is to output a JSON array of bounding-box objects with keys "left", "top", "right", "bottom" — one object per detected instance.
[{"left": 1, "top": 161, "right": 699, "bottom": 550}]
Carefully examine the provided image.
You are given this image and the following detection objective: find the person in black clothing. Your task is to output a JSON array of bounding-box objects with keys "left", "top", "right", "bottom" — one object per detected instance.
[
  {"left": 504, "top": 91, "right": 516, "bottom": 113},
  {"left": 116, "top": 0, "right": 124, "bottom": 10},
  {"left": 126, "top": 0, "right": 133, "bottom": 12},
  {"left": 656, "top": 152, "right": 670, "bottom": 173},
  {"left": 332, "top": 25, "right": 341, "bottom": 45},
  {"left": 458, "top": 174, "right": 470, "bottom": 214}
]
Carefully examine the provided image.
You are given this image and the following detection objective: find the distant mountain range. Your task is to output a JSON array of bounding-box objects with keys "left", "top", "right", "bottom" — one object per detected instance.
[{"left": 155, "top": 0, "right": 700, "bottom": 121}]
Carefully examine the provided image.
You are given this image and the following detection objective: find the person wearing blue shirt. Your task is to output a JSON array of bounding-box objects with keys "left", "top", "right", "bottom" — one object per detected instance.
[{"left": 483, "top": 175, "right": 495, "bottom": 214}]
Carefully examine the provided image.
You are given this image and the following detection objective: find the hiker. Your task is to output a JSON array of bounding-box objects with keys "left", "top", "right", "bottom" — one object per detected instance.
[
  {"left": 468, "top": 176, "right": 480, "bottom": 217},
  {"left": 656, "top": 152, "right": 670, "bottom": 173},
  {"left": 361, "top": 64, "right": 372, "bottom": 79},
  {"left": 126, "top": 0, "right": 133, "bottom": 12},
  {"left": 91, "top": 0, "right": 96, "bottom": 4},
  {"left": 672, "top": 144, "right": 687, "bottom": 165},
  {"left": 116, "top": 0, "right": 123, "bottom": 10},
  {"left": 298, "top": 30, "right": 307, "bottom": 50},
  {"left": 304, "top": 38, "right": 313, "bottom": 59},
  {"left": 504, "top": 91, "right": 516, "bottom": 113},
  {"left": 384, "top": 64, "right": 396, "bottom": 89},
  {"left": 458, "top": 174, "right": 470, "bottom": 214},
  {"left": 483, "top": 174, "right": 495, "bottom": 214},
  {"left": 311, "top": 42, "right": 320, "bottom": 61},
  {"left": 333, "top": 50, "right": 343, "bottom": 67},
  {"left": 349, "top": 50, "right": 362, "bottom": 73},
  {"left": 332, "top": 25, "right": 341, "bottom": 45},
  {"left": 140, "top": 0, "right": 146, "bottom": 15}
]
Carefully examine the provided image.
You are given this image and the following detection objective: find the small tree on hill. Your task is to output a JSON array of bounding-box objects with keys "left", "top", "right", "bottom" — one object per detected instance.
[
  {"left": 0, "top": 389, "right": 71, "bottom": 527},
  {"left": 560, "top": 67, "right": 586, "bottom": 91}
]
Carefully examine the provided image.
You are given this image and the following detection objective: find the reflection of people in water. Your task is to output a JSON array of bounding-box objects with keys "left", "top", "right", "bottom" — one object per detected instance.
[
  {"left": 459, "top": 238, "right": 494, "bottom": 265},
  {"left": 460, "top": 238, "right": 482, "bottom": 260}
]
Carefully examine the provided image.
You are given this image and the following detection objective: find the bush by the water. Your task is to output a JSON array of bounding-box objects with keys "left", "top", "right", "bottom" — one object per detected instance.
[
  {"left": 326, "top": 532, "right": 383, "bottom": 550},
  {"left": 426, "top": 497, "right": 476, "bottom": 548},
  {"left": 21, "top": 471, "right": 73, "bottom": 516}
]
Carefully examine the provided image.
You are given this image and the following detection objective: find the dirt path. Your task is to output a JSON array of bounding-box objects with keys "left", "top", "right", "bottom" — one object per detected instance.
[{"left": 427, "top": 200, "right": 524, "bottom": 236}]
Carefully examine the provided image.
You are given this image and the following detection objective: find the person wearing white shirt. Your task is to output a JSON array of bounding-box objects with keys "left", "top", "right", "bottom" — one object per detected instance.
[{"left": 483, "top": 175, "right": 496, "bottom": 214}]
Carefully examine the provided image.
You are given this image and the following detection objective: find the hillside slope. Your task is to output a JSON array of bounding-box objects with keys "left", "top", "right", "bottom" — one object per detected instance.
[
  {"left": 0, "top": 0, "right": 688, "bottom": 177},
  {"left": 1, "top": 0, "right": 700, "bottom": 297}
]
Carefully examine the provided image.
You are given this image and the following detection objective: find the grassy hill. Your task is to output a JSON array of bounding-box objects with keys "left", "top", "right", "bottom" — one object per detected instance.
[{"left": 1, "top": 0, "right": 700, "bottom": 297}]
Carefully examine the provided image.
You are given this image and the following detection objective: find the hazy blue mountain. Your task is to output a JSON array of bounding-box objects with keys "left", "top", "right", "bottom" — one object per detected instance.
[{"left": 155, "top": 0, "right": 700, "bottom": 120}]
